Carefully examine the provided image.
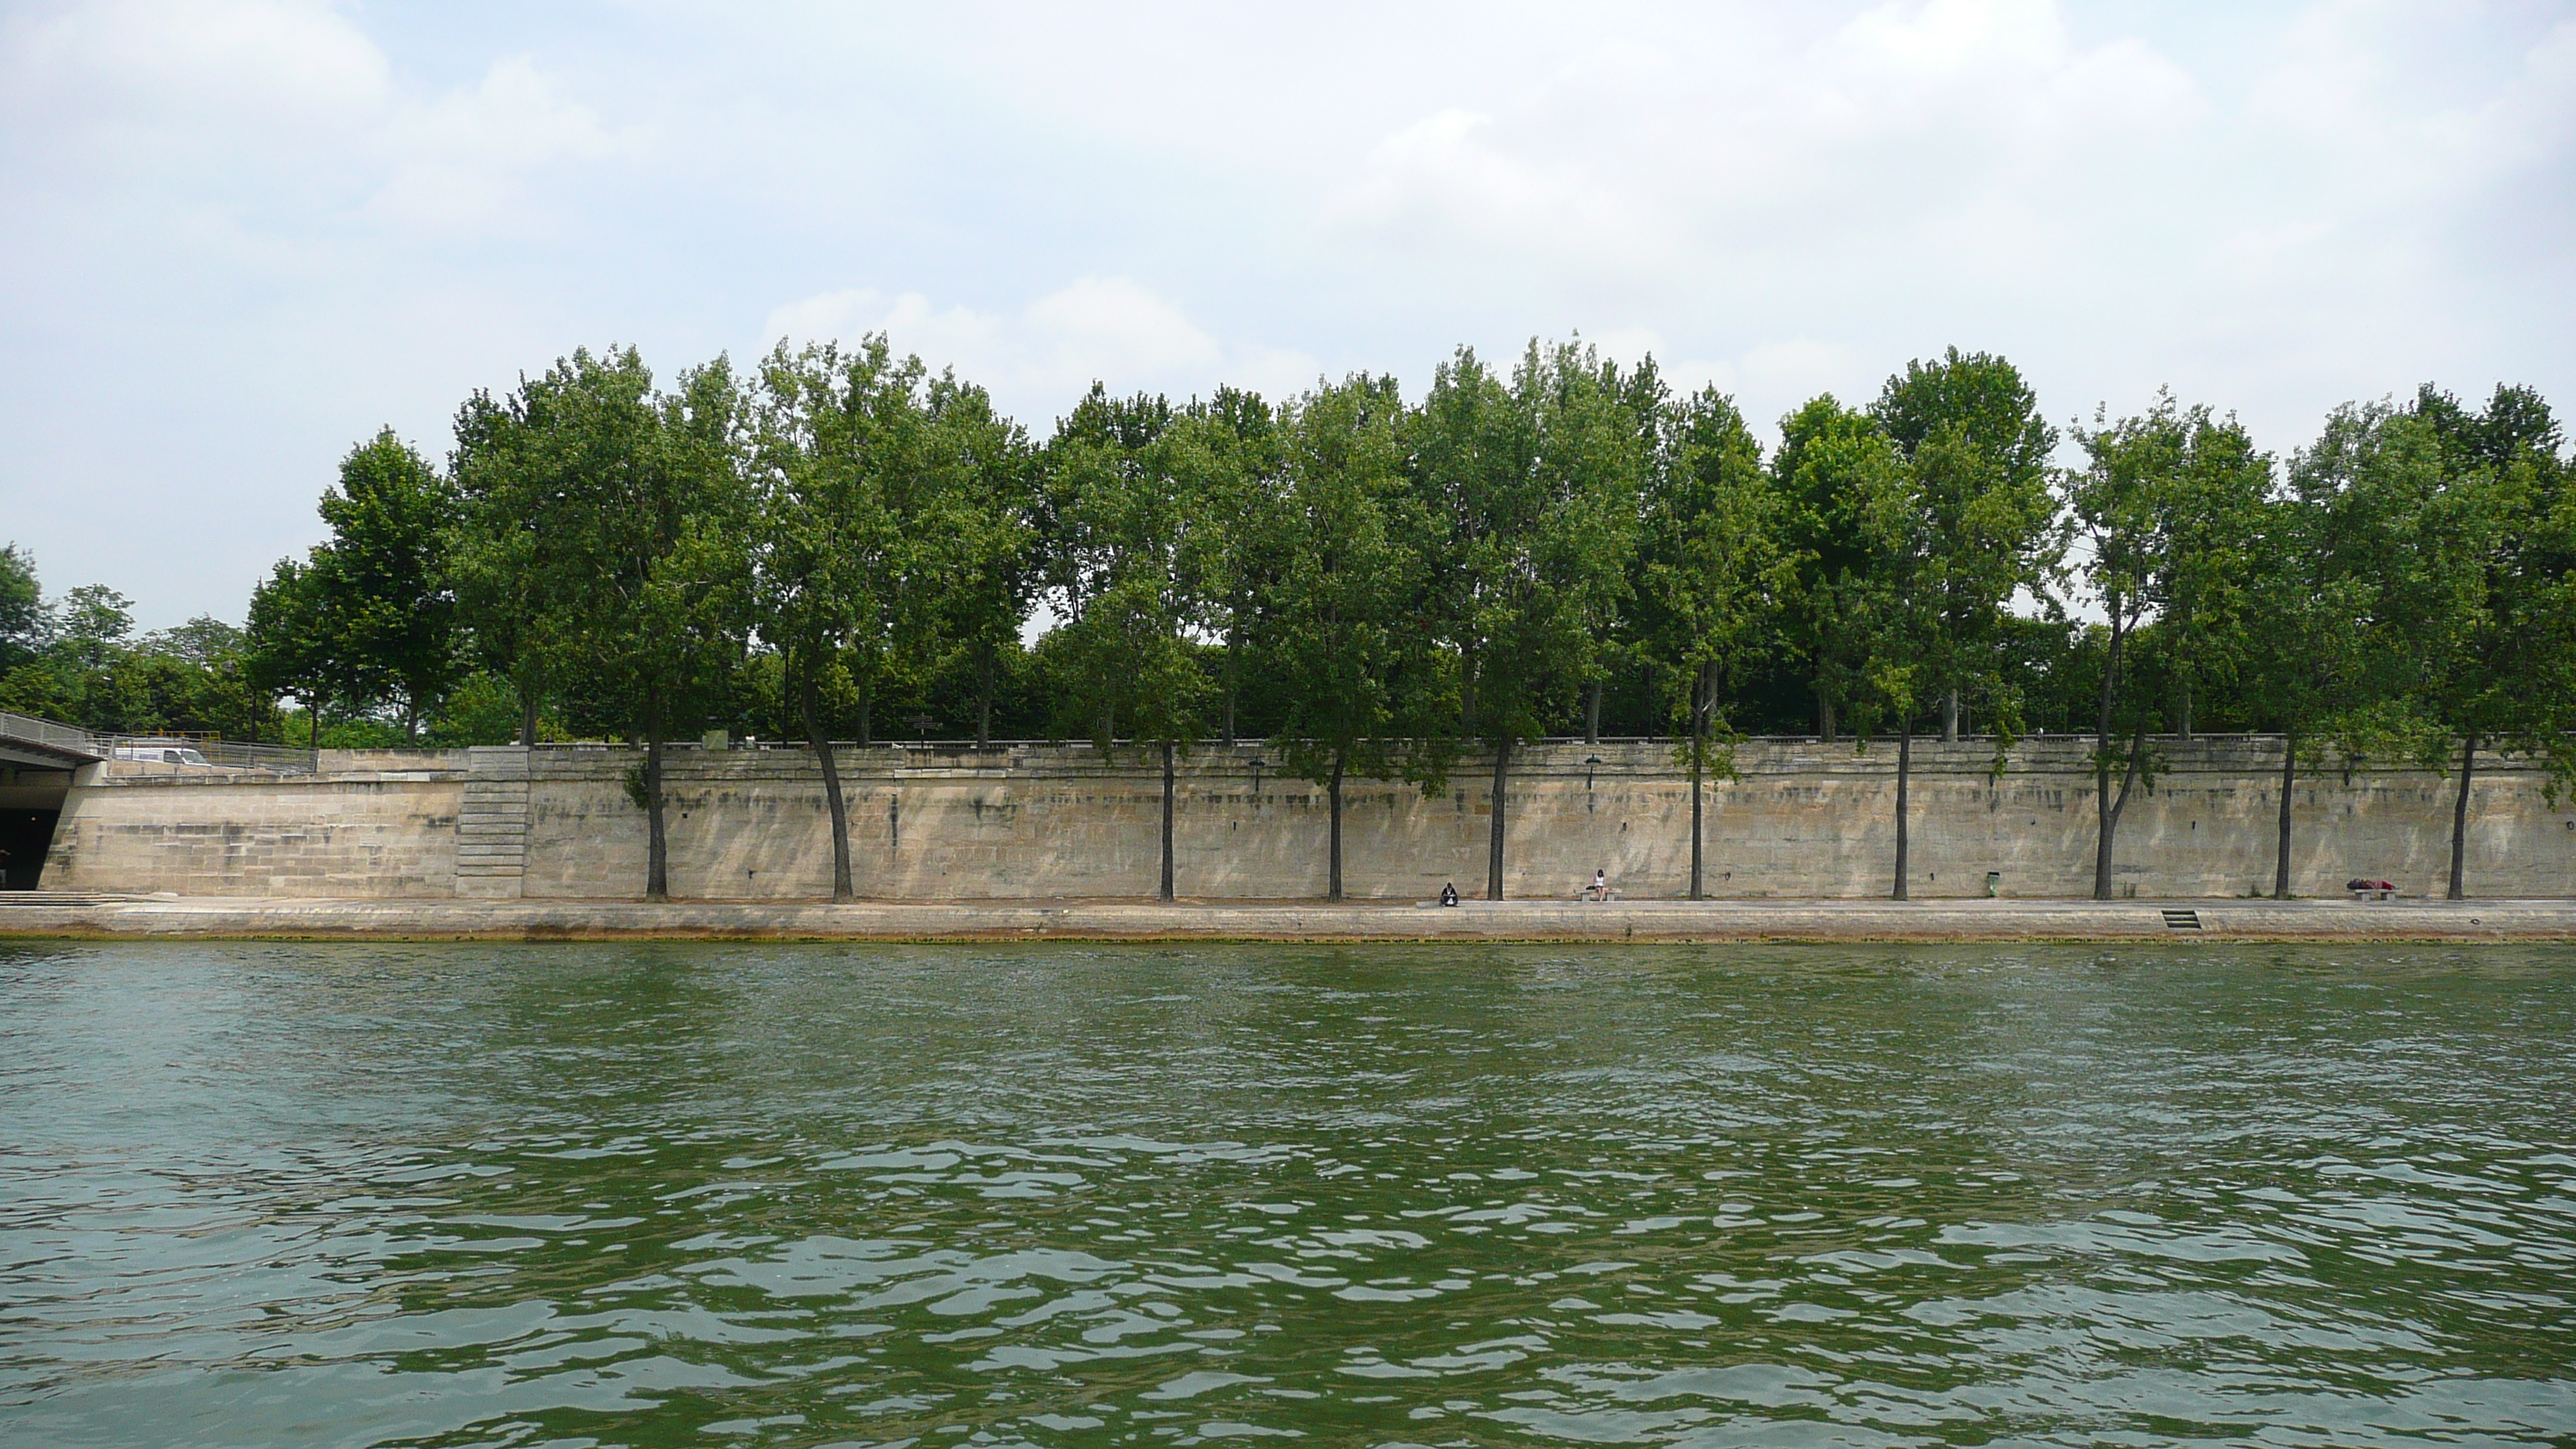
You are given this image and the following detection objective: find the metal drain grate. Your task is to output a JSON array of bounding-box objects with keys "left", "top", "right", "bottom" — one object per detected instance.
[{"left": 2160, "top": 909, "right": 2202, "bottom": 930}]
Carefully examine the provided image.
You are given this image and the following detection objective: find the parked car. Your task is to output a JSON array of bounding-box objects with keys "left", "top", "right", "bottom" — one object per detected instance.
[{"left": 112, "top": 742, "right": 216, "bottom": 767}]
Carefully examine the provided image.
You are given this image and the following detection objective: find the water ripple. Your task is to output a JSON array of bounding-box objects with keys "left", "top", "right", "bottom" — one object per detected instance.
[{"left": 1, "top": 941, "right": 2571, "bottom": 1445}]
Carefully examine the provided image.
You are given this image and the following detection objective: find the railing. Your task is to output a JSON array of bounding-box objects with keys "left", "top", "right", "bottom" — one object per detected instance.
[
  {"left": 0, "top": 710, "right": 104, "bottom": 759},
  {"left": 100, "top": 735, "right": 319, "bottom": 775}
]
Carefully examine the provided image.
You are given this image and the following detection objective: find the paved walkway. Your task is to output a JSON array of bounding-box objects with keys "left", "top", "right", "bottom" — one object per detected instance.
[{"left": 1, "top": 893, "right": 2570, "bottom": 941}]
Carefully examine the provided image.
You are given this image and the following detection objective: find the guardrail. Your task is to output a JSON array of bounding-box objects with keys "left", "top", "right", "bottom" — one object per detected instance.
[
  {"left": 101, "top": 736, "right": 318, "bottom": 775},
  {"left": 0, "top": 710, "right": 105, "bottom": 759}
]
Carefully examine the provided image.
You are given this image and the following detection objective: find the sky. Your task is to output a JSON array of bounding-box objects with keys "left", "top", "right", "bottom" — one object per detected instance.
[{"left": 2, "top": 0, "right": 2571, "bottom": 630}]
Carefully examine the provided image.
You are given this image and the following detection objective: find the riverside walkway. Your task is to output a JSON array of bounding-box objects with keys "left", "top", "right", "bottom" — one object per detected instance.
[{"left": 1, "top": 893, "right": 2569, "bottom": 942}]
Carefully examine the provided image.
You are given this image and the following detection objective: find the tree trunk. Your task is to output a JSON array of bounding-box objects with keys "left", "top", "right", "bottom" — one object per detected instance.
[
  {"left": 1327, "top": 749, "right": 1345, "bottom": 903},
  {"left": 644, "top": 704, "right": 669, "bottom": 903},
  {"left": 2177, "top": 680, "right": 2194, "bottom": 741},
  {"left": 975, "top": 643, "right": 995, "bottom": 748},
  {"left": 855, "top": 673, "right": 872, "bottom": 748},
  {"left": 1486, "top": 736, "right": 1510, "bottom": 900},
  {"left": 309, "top": 697, "right": 321, "bottom": 749},
  {"left": 802, "top": 667, "right": 853, "bottom": 903},
  {"left": 2092, "top": 615, "right": 2124, "bottom": 901},
  {"left": 2094, "top": 724, "right": 2146, "bottom": 900},
  {"left": 1941, "top": 689, "right": 1958, "bottom": 743},
  {"left": 1893, "top": 717, "right": 1912, "bottom": 900},
  {"left": 1690, "top": 660, "right": 1712, "bottom": 900},
  {"left": 517, "top": 680, "right": 539, "bottom": 748},
  {"left": 1584, "top": 680, "right": 1603, "bottom": 745},
  {"left": 1818, "top": 689, "right": 1835, "bottom": 743},
  {"left": 2448, "top": 734, "right": 2476, "bottom": 901},
  {"left": 1224, "top": 635, "right": 1238, "bottom": 748},
  {"left": 406, "top": 694, "right": 420, "bottom": 742},
  {"left": 2273, "top": 731, "right": 2296, "bottom": 899},
  {"left": 1159, "top": 740, "right": 1176, "bottom": 902}
]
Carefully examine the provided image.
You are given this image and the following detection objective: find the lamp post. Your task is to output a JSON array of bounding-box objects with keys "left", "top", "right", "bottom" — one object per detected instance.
[
  {"left": 1584, "top": 755, "right": 1601, "bottom": 792},
  {"left": 1248, "top": 755, "right": 1266, "bottom": 806}
]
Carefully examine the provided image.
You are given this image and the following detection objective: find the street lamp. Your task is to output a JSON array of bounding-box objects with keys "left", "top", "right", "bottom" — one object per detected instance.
[
  {"left": 1584, "top": 755, "right": 1601, "bottom": 791},
  {"left": 1248, "top": 755, "right": 1266, "bottom": 803}
]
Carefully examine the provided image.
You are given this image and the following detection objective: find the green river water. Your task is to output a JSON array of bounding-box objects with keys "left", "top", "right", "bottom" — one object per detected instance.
[{"left": 2, "top": 941, "right": 2572, "bottom": 1447}]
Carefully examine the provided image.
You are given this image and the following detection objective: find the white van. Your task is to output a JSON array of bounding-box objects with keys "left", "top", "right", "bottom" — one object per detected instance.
[{"left": 112, "top": 742, "right": 214, "bottom": 767}]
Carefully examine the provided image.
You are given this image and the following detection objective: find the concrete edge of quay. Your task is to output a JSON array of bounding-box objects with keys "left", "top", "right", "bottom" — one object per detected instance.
[{"left": 1, "top": 896, "right": 2571, "bottom": 944}]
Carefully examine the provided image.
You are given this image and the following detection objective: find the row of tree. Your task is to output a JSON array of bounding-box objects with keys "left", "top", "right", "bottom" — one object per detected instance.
[{"left": 8, "top": 338, "right": 2566, "bottom": 904}]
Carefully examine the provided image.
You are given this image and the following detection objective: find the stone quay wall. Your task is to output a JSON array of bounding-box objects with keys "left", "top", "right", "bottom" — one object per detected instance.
[{"left": 39, "top": 737, "right": 2576, "bottom": 901}]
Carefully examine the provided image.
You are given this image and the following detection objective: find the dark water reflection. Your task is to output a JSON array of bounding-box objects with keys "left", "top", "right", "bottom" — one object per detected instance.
[{"left": 2, "top": 942, "right": 2572, "bottom": 1447}]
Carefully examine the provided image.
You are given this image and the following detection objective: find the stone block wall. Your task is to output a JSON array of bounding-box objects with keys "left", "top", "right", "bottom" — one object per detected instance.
[
  {"left": 41, "top": 736, "right": 2576, "bottom": 900},
  {"left": 45, "top": 756, "right": 464, "bottom": 897}
]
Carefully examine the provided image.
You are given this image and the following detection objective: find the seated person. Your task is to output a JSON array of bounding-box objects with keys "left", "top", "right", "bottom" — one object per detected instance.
[
  {"left": 1438, "top": 882, "right": 1460, "bottom": 907},
  {"left": 1585, "top": 868, "right": 1610, "bottom": 902}
]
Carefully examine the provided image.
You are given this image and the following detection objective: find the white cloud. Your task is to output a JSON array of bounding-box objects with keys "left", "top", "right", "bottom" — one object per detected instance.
[
  {"left": 368, "top": 56, "right": 635, "bottom": 230},
  {"left": 763, "top": 279, "right": 1314, "bottom": 420},
  {"left": 1, "top": 0, "right": 637, "bottom": 235},
  {"left": 0, "top": 0, "right": 2570, "bottom": 628}
]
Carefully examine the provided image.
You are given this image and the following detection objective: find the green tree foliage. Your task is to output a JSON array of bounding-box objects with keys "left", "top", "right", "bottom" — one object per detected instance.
[
  {"left": 1641, "top": 387, "right": 1790, "bottom": 898},
  {"left": 454, "top": 345, "right": 752, "bottom": 899},
  {"left": 1775, "top": 397, "right": 1889, "bottom": 742},
  {"left": 1871, "top": 347, "right": 2063, "bottom": 744},
  {"left": 2293, "top": 388, "right": 2576, "bottom": 899},
  {"left": 1416, "top": 341, "right": 1647, "bottom": 899},
  {"left": 0, "top": 544, "right": 48, "bottom": 672},
  {"left": 920, "top": 372, "right": 1040, "bottom": 748},
  {"left": 1043, "top": 386, "right": 1233, "bottom": 899},
  {"left": 244, "top": 560, "right": 330, "bottom": 745},
  {"left": 1, "top": 568, "right": 273, "bottom": 740},
  {"left": 751, "top": 335, "right": 961, "bottom": 899},
  {"left": 1264, "top": 373, "right": 1454, "bottom": 899},
  {"left": 2067, "top": 395, "right": 2270, "bottom": 898},
  {"left": 316, "top": 430, "right": 459, "bottom": 738},
  {"left": 33, "top": 331, "right": 2575, "bottom": 905},
  {"left": 450, "top": 390, "right": 552, "bottom": 744}
]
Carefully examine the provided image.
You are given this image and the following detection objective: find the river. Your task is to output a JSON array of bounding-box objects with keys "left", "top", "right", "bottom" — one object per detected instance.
[{"left": 3, "top": 941, "right": 2572, "bottom": 1446}]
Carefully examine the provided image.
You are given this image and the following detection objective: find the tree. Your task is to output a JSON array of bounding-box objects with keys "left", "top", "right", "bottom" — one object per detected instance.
[
  {"left": 1641, "top": 387, "right": 1790, "bottom": 899},
  {"left": 1043, "top": 387, "right": 1222, "bottom": 900},
  {"left": 2388, "top": 385, "right": 2573, "bottom": 898},
  {"left": 751, "top": 336, "right": 933, "bottom": 902},
  {"left": 1871, "top": 348, "right": 2063, "bottom": 743},
  {"left": 919, "top": 372, "right": 1040, "bottom": 748},
  {"left": 2287, "top": 394, "right": 2503, "bottom": 892},
  {"left": 1193, "top": 388, "right": 1285, "bottom": 748},
  {"left": 243, "top": 560, "right": 328, "bottom": 746},
  {"left": 2066, "top": 395, "right": 2266, "bottom": 898},
  {"left": 0, "top": 543, "right": 48, "bottom": 672},
  {"left": 308, "top": 430, "right": 459, "bottom": 738},
  {"left": 478, "top": 346, "right": 751, "bottom": 899},
  {"left": 1416, "top": 341, "right": 1646, "bottom": 899},
  {"left": 450, "top": 391, "right": 553, "bottom": 745},
  {"left": 1776, "top": 397, "right": 1882, "bottom": 742},
  {"left": 1839, "top": 427, "right": 1944, "bottom": 898},
  {"left": 2239, "top": 479, "right": 2364, "bottom": 898},
  {"left": 1265, "top": 374, "right": 1453, "bottom": 899},
  {"left": 2154, "top": 412, "right": 2271, "bottom": 741}
]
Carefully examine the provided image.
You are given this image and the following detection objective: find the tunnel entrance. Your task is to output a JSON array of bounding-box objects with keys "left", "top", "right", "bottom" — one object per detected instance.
[{"left": 0, "top": 807, "right": 60, "bottom": 889}]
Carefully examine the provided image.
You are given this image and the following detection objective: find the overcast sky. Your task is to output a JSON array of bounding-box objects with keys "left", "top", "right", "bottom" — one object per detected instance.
[{"left": 3, "top": 0, "right": 2571, "bottom": 629}]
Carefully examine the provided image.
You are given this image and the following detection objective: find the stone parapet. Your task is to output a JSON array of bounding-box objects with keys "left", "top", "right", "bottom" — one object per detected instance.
[{"left": 38, "top": 735, "right": 2576, "bottom": 902}]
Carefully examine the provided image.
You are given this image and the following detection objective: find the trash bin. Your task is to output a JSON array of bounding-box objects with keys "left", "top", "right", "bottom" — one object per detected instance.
[{"left": 1984, "top": 871, "right": 2001, "bottom": 898}]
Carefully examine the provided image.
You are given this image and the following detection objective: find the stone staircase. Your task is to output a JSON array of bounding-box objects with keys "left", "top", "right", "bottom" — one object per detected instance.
[{"left": 455, "top": 747, "right": 530, "bottom": 899}]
